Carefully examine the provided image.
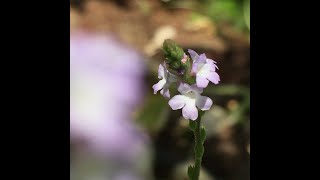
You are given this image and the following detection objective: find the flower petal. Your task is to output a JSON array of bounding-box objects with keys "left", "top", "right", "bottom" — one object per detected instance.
[
  {"left": 177, "top": 83, "right": 192, "bottom": 94},
  {"left": 158, "top": 64, "right": 165, "bottom": 79},
  {"left": 197, "top": 63, "right": 214, "bottom": 77},
  {"left": 182, "top": 103, "right": 198, "bottom": 120},
  {"left": 152, "top": 79, "right": 166, "bottom": 94},
  {"left": 196, "top": 75, "right": 209, "bottom": 88},
  {"left": 168, "top": 95, "right": 186, "bottom": 110},
  {"left": 190, "top": 84, "right": 203, "bottom": 94},
  {"left": 191, "top": 62, "right": 199, "bottom": 74},
  {"left": 207, "top": 72, "right": 220, "bottom": 84},
  {"left": 188, "top": 49, "right": 199, "bottom": 62},
  {"left": 197, "top": 53, "right": 207, "bottom": 64},
  {"left": 205, "top": 59, "right": 218, "bottom": 71},
  {"left": 160, "top": 85, "right": 171, "bottom": 98},
  {"left": 206, "top": 58, "right": 217, "bottom": 64},
  {"left": 196, "top": 96, "right": 213, "bottom": 111}
]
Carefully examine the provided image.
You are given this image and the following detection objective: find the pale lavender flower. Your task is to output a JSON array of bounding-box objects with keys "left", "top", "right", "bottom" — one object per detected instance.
[
  {"left": 188, "top": 49, "right": 220, "bottom": 88},
  {"left": 168, "top": 83, "right": 213, "bottom": 120},
  {"left": 152, "top": 63, "right": 178, "bottom": 98},
  {"left": 70, "top": 32, "right": 148, "bottom": 162}
]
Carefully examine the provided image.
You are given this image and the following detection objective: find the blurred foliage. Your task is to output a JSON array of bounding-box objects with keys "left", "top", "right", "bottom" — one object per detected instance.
[
  {"left": 205, "top": 0, "right": 247, "bottom": 30},
  {"left": 136, "top": 93, "right": 170, "bottom": 134},
  {"left": 206, "top": 84, "right": 250, "bottom": 124},
  {"left": 136, "top": 0, "right": 152, "bottom": 15},
  {"left": 160, "top": 0, "right": 250, "bottom": 32},
  {"left": 243, "top": 0, "right": 250, "bottom": 30}
]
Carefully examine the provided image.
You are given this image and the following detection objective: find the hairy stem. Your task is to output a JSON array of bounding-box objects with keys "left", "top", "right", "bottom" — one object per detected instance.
[
  {"left": 194, "top": 117, "right": 202, "bottom": 179},
  {"left": 189, "top": 111, "right": 205, "bottom": 180}
]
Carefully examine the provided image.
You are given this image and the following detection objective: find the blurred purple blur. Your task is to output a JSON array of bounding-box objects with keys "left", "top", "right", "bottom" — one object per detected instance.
[{"left": 70, "top": 31, "right": 151, "bottom": 179}]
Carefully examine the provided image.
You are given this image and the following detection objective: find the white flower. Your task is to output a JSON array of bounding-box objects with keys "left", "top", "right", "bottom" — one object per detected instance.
[
  {"left": 168, "top": 83, "right": 213, "bottom": 120},
  {"left": 152, "top": 63, "right": 178, "bottom": 98}
]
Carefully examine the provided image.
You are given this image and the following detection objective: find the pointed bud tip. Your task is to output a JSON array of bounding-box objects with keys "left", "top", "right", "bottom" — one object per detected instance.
[{"left": 162, "top": 39, "right": 185, "bottom": 72}]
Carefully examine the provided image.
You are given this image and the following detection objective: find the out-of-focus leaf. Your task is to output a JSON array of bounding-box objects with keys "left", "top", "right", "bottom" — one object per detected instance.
[
  {"left": 136, "top": 0, "right": 151, "bottom": 15},
  {"left": 244, "top": 0, "right": 250, "bottom": 31},
  {"left": 204, "top": 0, "right": 247, "bottom": 31},
  {"left": 202, "top": 84, "right": 250, "bottom": 133},
  {"left": 207, "top": 0, "right": 239, "bottom": 20},
  {"left": 205, "top": 84, "right": 249, "bottom": 97},
  {"left": 202, "top": 105, "right": 233, "bottom": 136},
  {"left": 70, "top": 151, "right": 114, "bottom": 180},
  {"left": 136, "top": 93, "right": 169, "bottom": 134},
  {"left": 229, "top": 96, "right": 250, "bottom": 124}
]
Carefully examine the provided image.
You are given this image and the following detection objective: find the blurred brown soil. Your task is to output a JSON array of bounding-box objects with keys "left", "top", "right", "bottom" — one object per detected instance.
[{"left": 70, "top": 0, "right": 249, "bottom": 85}]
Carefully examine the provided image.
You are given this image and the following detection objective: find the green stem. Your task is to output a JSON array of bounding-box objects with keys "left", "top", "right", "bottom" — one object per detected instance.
[
  {"left": 189, "top": 111, "right": 205, "bottom": 180},
  {"left": 194, "top": 117, "right": 202, "bottom": 179}
]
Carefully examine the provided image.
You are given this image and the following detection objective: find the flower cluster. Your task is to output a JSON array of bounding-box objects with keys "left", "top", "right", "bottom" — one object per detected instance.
[{"left": 152, "top": 40, "right": 220, "bottom": 120}]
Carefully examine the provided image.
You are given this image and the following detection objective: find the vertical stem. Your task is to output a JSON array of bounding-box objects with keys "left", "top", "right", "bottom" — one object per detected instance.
[
  {"left": 193, "top": 111, "right": 204, "bottom": 180},
  {"left": 194, "top": 117, "right": 202, "bottom": 179}
]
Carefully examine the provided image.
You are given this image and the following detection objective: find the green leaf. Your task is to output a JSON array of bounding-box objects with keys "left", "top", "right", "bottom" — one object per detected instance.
[
  {"left": 200, "top": 127, "right": 206, "bottom": 144},
  {"left": 195, "top": 145, "right": 204, "bottom": 158},
  {"left": 187, "top": 165, "right": 195, "bottom": 180}
]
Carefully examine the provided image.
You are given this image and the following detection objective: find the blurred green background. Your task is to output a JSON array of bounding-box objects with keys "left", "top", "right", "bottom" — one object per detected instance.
[{"left": 70, "top": 0, "right": 250, "bottom": 180}]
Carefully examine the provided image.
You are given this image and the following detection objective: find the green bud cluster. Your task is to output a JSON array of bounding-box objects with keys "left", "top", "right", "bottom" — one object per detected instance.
[{"left": 162, "top": 39, "right": 196, "bottom": 84}]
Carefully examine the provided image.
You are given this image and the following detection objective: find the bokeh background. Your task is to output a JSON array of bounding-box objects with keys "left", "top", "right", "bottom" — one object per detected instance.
[{"left": 70, "top": 0, "right": 250, "bottom": 180}]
